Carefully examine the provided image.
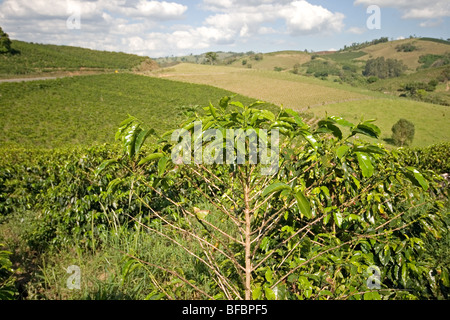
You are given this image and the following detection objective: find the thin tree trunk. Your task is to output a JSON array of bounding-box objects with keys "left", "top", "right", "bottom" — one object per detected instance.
[{"left": 243, "top": 167, "right": 252, "bottom": 300}]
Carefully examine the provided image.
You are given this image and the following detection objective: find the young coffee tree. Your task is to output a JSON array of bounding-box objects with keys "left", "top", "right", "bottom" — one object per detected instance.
[{"left": 98, "top": 97, "right": 448, "bottom": 300}]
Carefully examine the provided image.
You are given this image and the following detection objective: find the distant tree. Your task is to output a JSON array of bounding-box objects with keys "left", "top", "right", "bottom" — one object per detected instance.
[
  {"left": 0, "top": 26, "right": 12, "bottom": 54},
  {"left": 396, "top": 43, "right": 417, "bottom": 52},
  {"left": 363, "top": 57, "right": 406, "bottom": 79},
  {"left": 205, "top": 52, "right": 217, "bottom": 65},
  {"left": 253, "top": 53, "right": 263, "bottom": 61},
  {"left": 392, "top": 119, "right": 415, "bottom": 147}
]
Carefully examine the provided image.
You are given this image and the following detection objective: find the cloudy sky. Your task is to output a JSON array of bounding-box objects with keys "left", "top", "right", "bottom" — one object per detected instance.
[{"left": 0, "top": 0, "right": 449, "bottom": 58}]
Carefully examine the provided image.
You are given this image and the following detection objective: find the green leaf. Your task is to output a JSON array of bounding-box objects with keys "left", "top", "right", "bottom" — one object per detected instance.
[
  {"left": 252, "top": 286, "right": 262, "bottom": 300},
  {"left": 194, "top": 207, "right": 210, "bottom": 220},
  {"left": 123, "top": 124, "right": 141, "bottom": 158},
  {"left": 230, "top": 101, "right": 244, "bottom": 109},
  {"left": 401, "top": 263, "right": 408, "bottom": 286},
  {"left": 249, "top": 100, "right": 265, "bottom": 108},
  {"left": 379, "top": 245, "right": 391, "bottom": 266},
  {"left": 95, "top": 159, "right": 117, "bottom": 176},
  {"left": 260, "top": 237, "right": 270, "bottom": 252},
  {"left": 441, "top": 269, "right": 450, "bottom": 287},
  {"left": 318, "top": 290, "right": 333, "bottom": 297},
  {"left": 264, "top": 286, "right": 276, "bottom": 300},
  {"left": 284, "top": 109, "right": 306, "bottom": 127},
  {"left": 354, "top": 145, "right": 385, "bottom": 155},
  {"left": 294, "top": 189, "right": 312, "bottom": 219},
  {"left": 329, "top": 116, "right": 354, "bottom": 127},
  {"left": 259, "top": 109, "right": 276, "bottom": 122},
  {"left": 405, "top": 167, "right": 429, "bottom": 191},
  {"left": 352, "top": 122, "right": 381, "bottom": 139},
  {"left": 262, "top": 182, "right": 291, "bottom": 198},
  {"left": 317, "top": 123, "right": 342, "bottom": 139},
  {"left": 355, "top": 152, "right": 374, "bottom": 178},
  {"left": 115, "top": 116, "right": 136, "bottom": 140},
  {"left": 157, "top": 156, "right": 169, "bottom": 177},
  {"left": 209, "top": 102, "right": 218, "bottom": 119},
  {"left": 364, "top": 291, "right": 380, "bottom": 300},
  {"left": 336, "top": 145, "right": 350, "bottom": 159},
  {"left": 134, "top": 128, "right": 155, "bottom": 157},
  {"left": 219, "top": 96, "right": 231, "bottom": 109},
  {"left": 138, "top": 153, "right": 164, "bottom": 166},
  {"left": 270, "top": 121, "right": 293, "bottom": 130},
  {"left": 299, "top": 130, "right": 320, "bottom": 150},
  {"left": 333, "top": 211, "right": 343, "bottom": 228},
  {"left": 265, "top": 269, "right": 273, "bottom": 284},
  {"left": 323, "top": 213, "right": 332, "bottom": 225}
]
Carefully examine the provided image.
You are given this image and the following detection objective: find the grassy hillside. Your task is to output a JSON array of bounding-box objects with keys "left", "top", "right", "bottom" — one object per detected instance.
[
  {"left": 146, "top": 63, "right": 376, "bottom": 108},
  {"left": 145, "top": 63, "right": 449, "bottom": 147},
  {"left": 0, "top": 40, "right": 157, "bottom": 78},
  {"left": 367, "top": 65, "right": 450, "bottom": 105},
  {"left": 311, "top": 98, "right": 450, "bottom": 147},
  {"left": 355, "top": 38, "right": 450, "bottom": 71},
  {"left": 0, "top": 73, "right": 268, "bottom": 148},
  {"left": 228, "top": 51, "right": 311, "bottom": 72}
]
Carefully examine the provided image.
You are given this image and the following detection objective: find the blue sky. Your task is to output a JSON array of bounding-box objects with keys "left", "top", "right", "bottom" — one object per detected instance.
[{"left": 0, "top": 0, "right": 448, "bottom": 58}]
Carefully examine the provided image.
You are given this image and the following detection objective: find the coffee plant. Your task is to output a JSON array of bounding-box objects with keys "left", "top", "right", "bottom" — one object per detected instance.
[{"left": 98, "top": 96, "right": 449, "bottom": 300}]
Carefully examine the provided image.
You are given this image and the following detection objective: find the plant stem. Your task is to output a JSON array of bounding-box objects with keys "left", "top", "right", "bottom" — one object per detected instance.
[{"left": 242, "top": 165, "right": 252, "bottom": 300}]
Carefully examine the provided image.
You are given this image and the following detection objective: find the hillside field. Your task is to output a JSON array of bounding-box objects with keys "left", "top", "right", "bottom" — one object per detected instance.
[
  {"left": 144, "top": 63, "right": 449, "bottom": 147},
  {"left": 355, "top": 38, "right": 450, "bottom": 71},
  {"left": 0, "top": 40, "right": 158, "bottom": 78},
  {"left": 0, "top": 73, "right": 270, "bottom": 148}
]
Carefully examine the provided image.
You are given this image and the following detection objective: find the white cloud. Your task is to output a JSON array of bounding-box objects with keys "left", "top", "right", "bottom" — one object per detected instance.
[
  {"left": 354, "top": 0, "right": 450, "bottom": 20},
  {"left": 0, "top": 0, "right": 345, "bottom": 57},
  {"left": 280, "top": 1, "right": 345, "bottom": 35},
  {"left": 419, "top": 19, "right": 444, "bottom": 28},
  {"left": 202, "top": 0, "right": 345, "bottom": 37},
  {"left": 0, "top": 0, "right": 186, "bottom": 20},
  {"left": 201, "top": 0, "right": 292, "bottom": 11},
  {"left": 347, "top": 26, "right": 366, "bottom": 34},
  {"left": 107, "top": 0, "right": 187, "bottom": 19}
]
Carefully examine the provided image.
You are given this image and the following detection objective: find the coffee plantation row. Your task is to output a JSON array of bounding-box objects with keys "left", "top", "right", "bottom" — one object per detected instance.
[{"left": 0, "top": 99, "right": 448, "bottom": 300}]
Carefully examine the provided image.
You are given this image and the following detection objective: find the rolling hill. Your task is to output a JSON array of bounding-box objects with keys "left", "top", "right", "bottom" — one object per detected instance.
[
  {"left": 0, "top": 40, "right": 158, "bottom": 78},
  {"left": 0, "top": 73, "right": 266, "bottom": 148},
  {"left": 142, "top": 61, "right": 449, "bottom": 147},
  {"left": 354, "top": 38, "right": 450, "bottom": 71}
]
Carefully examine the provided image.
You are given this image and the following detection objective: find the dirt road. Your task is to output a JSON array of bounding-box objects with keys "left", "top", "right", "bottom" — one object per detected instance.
[{"left": 0, "top": 76, "right": 62, "bottom": 83}]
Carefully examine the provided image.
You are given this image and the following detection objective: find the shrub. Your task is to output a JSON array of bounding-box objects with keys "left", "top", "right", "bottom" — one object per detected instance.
[
  {"left": 0, "top": 245, "right": 17, "bottom": 299},
  {"left": 399, "top": 142, "right": 450, "bottom": 174},
  {"left": 391, "top": 119, "right": 415, "bottom": 147},
  {"left": 314, "top": 70, "right": 328, "bottom": 78},
  {"left": 367, "top": 76, "right": 379, "bottom": 83},
  {"left": 418, "top": 53, "right": 450, "bottom": 70},
  {"left": 0, "top": 27, "right": 12, "bottom": 54},
  {"left": 253, "top": 54, "right": 263, "bottom": 61},
  {"left": 396, "top": 43, "right": 417, "bottom": 52},
  {"left": 363, "top": 57, "right": 406, "bottom": 79}
]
